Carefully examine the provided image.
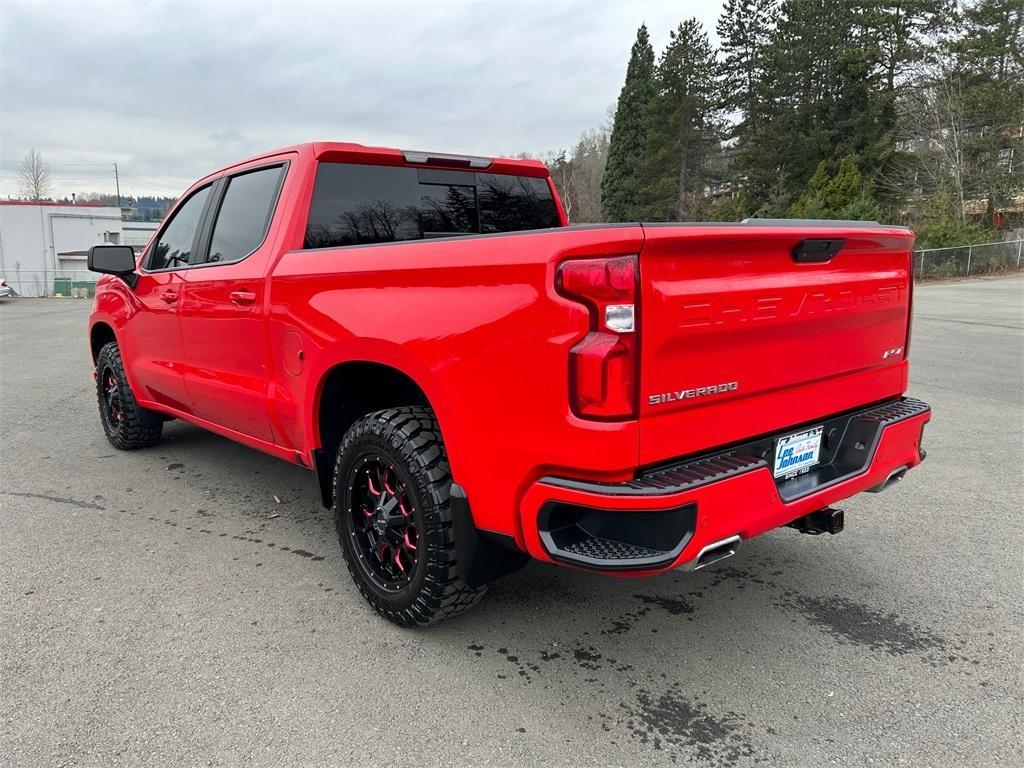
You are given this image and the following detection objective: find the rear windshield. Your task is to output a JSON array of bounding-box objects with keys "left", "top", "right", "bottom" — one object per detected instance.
[{"left": 304, "top": 163, "right": 561, "bottom": 249}]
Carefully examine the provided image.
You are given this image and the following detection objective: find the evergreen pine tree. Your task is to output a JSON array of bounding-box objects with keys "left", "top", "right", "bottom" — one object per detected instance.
[
  {"left": 740, "top": 0, "right": 876, "bottom": 206},
  {"left": 641, "top": 18, "right": 723, "bottom": 220},
  {"left": 716, "top": 0, "right": 778, "bottom": 134},
  {"left": 790, "top": 155, "right": 881, "bottom": 220},
  {"left": 601, "top": 24, "right": 656, "bottom": 221},
  {"left": 823, "top": 155, "right": 866, "bottom": 211}
]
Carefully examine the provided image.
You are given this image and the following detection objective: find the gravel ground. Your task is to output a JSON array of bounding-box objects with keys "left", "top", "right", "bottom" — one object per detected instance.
[{"left": 2, "top": 275, "right": 1022, "bottom": 767}]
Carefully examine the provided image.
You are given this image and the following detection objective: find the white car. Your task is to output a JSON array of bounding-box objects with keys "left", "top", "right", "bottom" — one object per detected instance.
[{"left": 0, "top": 278, "right": 10, "bottom": 298}]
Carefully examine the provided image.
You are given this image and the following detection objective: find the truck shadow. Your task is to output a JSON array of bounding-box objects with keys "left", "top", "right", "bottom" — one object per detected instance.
[{"left": 150, "top": 420, "right": 959, "bottom": 766}]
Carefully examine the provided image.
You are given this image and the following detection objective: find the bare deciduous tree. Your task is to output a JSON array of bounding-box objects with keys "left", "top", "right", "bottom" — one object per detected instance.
[
  {"left": 902, "top": 57, "right": 970, "bottom": 221},
  {"left": 543, "top": 128, "right": 610, "bottom": 223},
  {"left": 18, "top": 149, "right": 51, "bottom": 201}
]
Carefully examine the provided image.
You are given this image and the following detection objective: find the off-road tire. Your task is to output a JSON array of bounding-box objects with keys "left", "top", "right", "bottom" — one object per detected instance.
[
  {"left": 95, "top": 341, "right": 162, "bottom": 449},
  {"left": 333, "top": 406, "right": 487, "bottom": 626}
]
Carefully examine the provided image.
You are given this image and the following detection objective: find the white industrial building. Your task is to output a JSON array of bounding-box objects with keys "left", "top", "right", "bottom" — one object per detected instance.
[{"left": 0, "top": 202, "right": 159, "bottom": 297}]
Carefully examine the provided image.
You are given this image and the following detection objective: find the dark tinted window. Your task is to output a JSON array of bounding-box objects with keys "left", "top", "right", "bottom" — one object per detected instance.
[
  {"left": 304, "top": 163, "right": 560, "bottom": 249},
  {"left": 207, "top": 165, "right": 285, "bottom": 264},
  {"left": 477, "top": 173, "right": 560, "bottom": 234},
  {"left": 147, "top": 185, "right": 211, "bottom": 270}
]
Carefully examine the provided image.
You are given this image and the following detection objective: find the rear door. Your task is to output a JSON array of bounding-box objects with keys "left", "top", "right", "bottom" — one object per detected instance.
[
  {"left": 637, "top": 223, "right": 914, "bottom": 465},
  {"left": 178, "top": 162, "right": 288, "bottom": 443},
  {"left": 125, "top": 184, "right": 212, "bottom": 413}
]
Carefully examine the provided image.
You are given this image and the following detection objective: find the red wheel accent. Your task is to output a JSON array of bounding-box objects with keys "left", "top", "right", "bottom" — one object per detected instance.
[
  {"left": 348, "top": 455, "right": 419, "bottom": 589},
  {"left": 101, "top": 366, "right": 124, "bottom": 430},
  {"left": 366, "top": 473, "right": 381, "bottom": 497}
]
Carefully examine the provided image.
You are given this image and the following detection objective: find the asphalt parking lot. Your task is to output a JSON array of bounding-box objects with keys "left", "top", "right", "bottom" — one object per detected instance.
[{"left": 2, "top": 276, "right": 1022, "bottom": 767}]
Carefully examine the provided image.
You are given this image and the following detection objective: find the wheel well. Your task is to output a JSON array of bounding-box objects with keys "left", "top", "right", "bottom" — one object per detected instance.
[
  {"left": 90, "top": 322, "right": 116, "bottom": 362},
  {"left": 317, "top": 361, "right": 431, "bottom": 470}
]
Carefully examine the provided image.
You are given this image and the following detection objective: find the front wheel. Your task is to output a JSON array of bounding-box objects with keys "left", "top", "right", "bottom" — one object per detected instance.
[
  {"left": 95, "top": 341, "right": 162, "bottom": 450},
  {"left": 333, "top": 406, "right": 487, "bottom": 626}
]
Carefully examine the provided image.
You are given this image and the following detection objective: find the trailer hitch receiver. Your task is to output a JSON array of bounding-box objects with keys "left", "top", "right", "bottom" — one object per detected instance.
[{"left": 787, "top": 507, "right": 844, "bottom": 536}]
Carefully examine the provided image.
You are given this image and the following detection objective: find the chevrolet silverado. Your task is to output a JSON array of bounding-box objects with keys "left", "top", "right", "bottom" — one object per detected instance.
[{"left": 87, "top": 142, "right": 931, "bottom": 626}]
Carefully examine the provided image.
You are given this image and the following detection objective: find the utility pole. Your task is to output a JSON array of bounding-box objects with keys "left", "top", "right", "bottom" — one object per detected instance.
[{"left": 114, "top": 163, "right": 122, "bottom": 209}]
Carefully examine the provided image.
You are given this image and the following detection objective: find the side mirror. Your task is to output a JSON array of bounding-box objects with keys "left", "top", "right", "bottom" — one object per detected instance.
[{"left": 88, "top": 245, "right": 137, "bottom": 275}]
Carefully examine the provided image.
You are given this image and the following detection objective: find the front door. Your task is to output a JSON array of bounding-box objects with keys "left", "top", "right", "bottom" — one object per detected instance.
[{"left": 123, "top": 184, "right": 212, "bottom": 413}]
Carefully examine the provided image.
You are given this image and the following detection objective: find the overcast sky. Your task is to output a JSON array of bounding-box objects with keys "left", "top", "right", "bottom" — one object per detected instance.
[{"left": 0, "top": 1, "right": 719, "bottom": 199}]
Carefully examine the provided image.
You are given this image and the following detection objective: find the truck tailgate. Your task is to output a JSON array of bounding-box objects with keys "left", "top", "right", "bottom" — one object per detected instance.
[{"left": 637, "top": 223, "right": 914, "bottom": 466}]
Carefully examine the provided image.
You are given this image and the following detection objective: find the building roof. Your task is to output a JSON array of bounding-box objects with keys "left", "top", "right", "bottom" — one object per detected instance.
[{"left": 0, "top": 200, "right": 107, "bottom": 208}]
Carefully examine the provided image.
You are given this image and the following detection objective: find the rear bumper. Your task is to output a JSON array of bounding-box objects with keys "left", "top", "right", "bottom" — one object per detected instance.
[{"left": 521, "top": 397, "right": 930, "bottom": 574}]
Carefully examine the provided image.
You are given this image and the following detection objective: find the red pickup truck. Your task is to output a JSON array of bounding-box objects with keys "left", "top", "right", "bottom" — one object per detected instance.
[{"left": 87, "top": 142, "right": 930, "bottom": 626}]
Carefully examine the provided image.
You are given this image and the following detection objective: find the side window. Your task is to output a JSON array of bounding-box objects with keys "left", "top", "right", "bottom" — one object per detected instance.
[
  {"left": 304, "top": 165, "right": 430, "bottom": 248},
  {"left": 478, "top": 174, "right": 560, "bottom": 233},
  {"left": 206, "top": 165, "right": 285, "bottom": 264},
  {"left": 303, "top": 163, "right": 562, "bottom": 249},
  {"left": 146, "top": 185, "right": 211, "bottom": 271}
]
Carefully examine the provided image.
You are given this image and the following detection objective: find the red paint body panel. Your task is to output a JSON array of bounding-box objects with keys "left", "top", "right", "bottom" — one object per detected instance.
[
  {"left": 88, "top": 142, "right": 927, "bottom": 575},
  {"left": 637, "top": 225, "right": 913, "bottom": 465}
]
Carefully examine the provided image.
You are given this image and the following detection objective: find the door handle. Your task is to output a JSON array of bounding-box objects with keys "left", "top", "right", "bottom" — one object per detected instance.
[
  {"left": 229, "top": 289, "right": 257, "bottom": 306},
  {"left": 160, "top": 290, "right": 179, "bottom": 304}
]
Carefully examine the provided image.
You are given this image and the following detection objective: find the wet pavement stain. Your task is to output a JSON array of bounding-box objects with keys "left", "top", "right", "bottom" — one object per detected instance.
[
  {"left": 636, "top": 594, "right": 695, "bottom": 616},
  {"left": 623, "top": 685, "right": 760, "bottom": 767},
  {"left": 4, "top": 491, "right": 105, "bottom": 510},
  {"left": 784, "top": 595, "right": 946, "bottom": 656},
  {"left": 290, "top": 549, "right": 325, "bottom": 561},
  {"left": 493, "top": 646, "right": 541, "bottom": 682},
  {"left": 459, "top": 558, "right": 975, "bottom": 766},
  {"left": 109, "top": 505, "right": 331, "bottom": 565},
  {"left": 573, "top": 647, "right": 603, "bottom": 670},
  {"left": 468, "top": 640, "right": 762, "bottom": 765},
  {"left": 601, "top": 605, "right": 652, "bottom": 636}
]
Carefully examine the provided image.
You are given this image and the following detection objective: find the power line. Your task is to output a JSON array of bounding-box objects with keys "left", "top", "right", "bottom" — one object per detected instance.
[
  {"left": 0, "top": 160, "right": 189, "bottom": 190},
  {"left": 117, "top": 169, "right": 189, "bottom": 184},
  {"left": 116, "top": 173, "right": 186, "bottom": 192}
]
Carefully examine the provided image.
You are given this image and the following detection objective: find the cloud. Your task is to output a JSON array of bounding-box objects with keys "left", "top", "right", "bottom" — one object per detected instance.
[{"left": 0, "top": 1, "right": 718, "bottom": 198}]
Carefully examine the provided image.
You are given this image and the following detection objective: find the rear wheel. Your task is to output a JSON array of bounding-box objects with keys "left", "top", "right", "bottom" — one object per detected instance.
[
  {"left": 95, "top": 342, "right": 162, "bottom": 449},
  {"left": 333, "top": 406, "right": 486, "bottom": 626}
]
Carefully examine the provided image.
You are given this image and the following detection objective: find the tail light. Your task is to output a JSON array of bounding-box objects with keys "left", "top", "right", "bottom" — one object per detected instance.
[{"left": 556, "top": 256, "right": 638, "bottom": 420}]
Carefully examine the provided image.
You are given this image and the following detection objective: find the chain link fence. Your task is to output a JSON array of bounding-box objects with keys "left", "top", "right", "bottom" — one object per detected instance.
[
  {"left": 1, "top": 269, "right": 98, "bottom": 298},
  {"left": 914, "top": 239, "right": 1024, "bottom": 281}
]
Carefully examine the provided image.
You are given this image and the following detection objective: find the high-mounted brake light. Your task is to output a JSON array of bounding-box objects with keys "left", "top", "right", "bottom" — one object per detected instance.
[
  {"left": 556, "top": 256, "right": 638, "bottom": 420},
  {"left": 402, "top": 150, "right": 492, "bottom": 170}
]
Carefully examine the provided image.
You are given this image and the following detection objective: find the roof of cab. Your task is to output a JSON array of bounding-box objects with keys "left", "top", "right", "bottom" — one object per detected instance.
[{"left": 200, "top": 141, "right": 549, "bottom": 184}]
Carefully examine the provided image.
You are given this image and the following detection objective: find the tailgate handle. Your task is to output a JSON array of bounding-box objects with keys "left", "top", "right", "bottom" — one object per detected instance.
[{"left": 792, "top": 238, "right": 845, "bottom": 264}]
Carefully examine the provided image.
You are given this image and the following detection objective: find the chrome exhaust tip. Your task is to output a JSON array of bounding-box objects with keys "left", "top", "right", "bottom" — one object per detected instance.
[{"left": 683, "top": 534, "right": 741, "bottom": 571}]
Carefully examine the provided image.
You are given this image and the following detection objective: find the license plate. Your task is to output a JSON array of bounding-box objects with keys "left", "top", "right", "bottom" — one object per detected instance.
[{"left": 773, "top": 426, "right": 823, "bottom": 478}]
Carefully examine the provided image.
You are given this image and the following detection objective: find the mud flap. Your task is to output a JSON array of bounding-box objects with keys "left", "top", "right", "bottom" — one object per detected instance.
[{"left": 450, "top": 483, "right": 530, "bottom": 589}]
